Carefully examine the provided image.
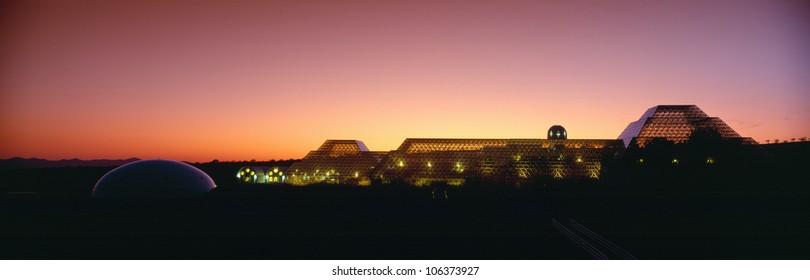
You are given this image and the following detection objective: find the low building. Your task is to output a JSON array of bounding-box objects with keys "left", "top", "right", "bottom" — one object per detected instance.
[{"left": 287, "top": 126, "right": 623, "bottom": 186}]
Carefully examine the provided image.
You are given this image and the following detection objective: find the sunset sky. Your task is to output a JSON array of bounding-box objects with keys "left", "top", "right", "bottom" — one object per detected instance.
[{"left": 2, "top": 0, "right": 808, "bottom": 162}]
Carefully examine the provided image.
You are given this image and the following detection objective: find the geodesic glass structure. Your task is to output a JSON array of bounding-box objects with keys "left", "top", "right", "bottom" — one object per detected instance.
[
  {"left": 288, "top": 137, "right": 624, "bottom": 186},
  {"left": 282, "top": 105, "right": 754, "bottom": 186},
  {"left": 371, "top": 138, "right": 623, "bottom": 186},
  {"left": 286, "top": 140, "right": 387, "bottom": 186},
  {"left": 618, "top": 105, "right": 757, "bottom": 148}
]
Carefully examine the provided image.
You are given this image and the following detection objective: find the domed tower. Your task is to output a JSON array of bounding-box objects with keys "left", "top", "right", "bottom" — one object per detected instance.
[{"left": 548, "top": 125, "right": 567, "bottom": 140}]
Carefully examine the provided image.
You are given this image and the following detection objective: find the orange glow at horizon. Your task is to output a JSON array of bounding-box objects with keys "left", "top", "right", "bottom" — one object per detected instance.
[{"left": 2, "top": 0, "right": 809, "bottom": 162}]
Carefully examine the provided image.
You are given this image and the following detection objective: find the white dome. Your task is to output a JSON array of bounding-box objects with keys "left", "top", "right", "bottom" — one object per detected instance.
[{"left": 92, "top": 159, "right": 216, "bottom": 199}]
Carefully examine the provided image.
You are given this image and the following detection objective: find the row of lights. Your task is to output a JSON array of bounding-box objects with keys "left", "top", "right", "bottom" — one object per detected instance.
[
  {"left": 397, "top": 160, "right": 466, "bottom": 173},
  {"left": 237, "top": 167, "right": 285, "bottom": 182},
  {"left": 637, "top": 157, "right": 715, "bottom": 165}
]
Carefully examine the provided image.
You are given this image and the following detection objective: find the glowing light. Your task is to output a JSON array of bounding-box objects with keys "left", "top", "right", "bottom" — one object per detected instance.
[
  {"left": 398, "top": 160, "right": 404, "bottom": 167},
  {"left": 236, "top": 173, "right": 241, "bottom": 178},
  {"left": 552, "top": 168, "right": 564, "bottom": 179},
  {"left": 672, "top": 158, "right": 679, "bottom": 164},
  {"left": 427, "top": 161, "right": 432, "bottom": 168},
  {"left": 354, "top": 171, "right": 359, "bottom": 178},
  {"left": 576, "top": 157, "right": 583, "bottom": 163},
  {"left": 638, "top": 158, "right": 644, "bottom": 164},
  {"left": 246, "top": 168, "right": 250, "bottom": 172},
  {"left": 706, "top": 157, "right": 714, "bottom": 164}
]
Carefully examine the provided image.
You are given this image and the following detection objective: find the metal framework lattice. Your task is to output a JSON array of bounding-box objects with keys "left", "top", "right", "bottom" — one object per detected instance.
[
  {"left": 618, "top": 105, "right": 757, "bottom": 148},
  {"left": 371, "top": 139, "right": 623, "bottom": 186},
  {"left": 287, "top": 138, "right": 624, "bottom": 186},
  {"left": 286, "top": 140, "right": 386, "bottom": 186}
]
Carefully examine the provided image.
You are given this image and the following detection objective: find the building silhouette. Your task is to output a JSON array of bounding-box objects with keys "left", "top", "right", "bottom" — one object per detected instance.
[
  {"left": 240, "top": 105, "right": 757, "bottom": 186},
  {"left": 618, "top": 105, "right": 757, "bottom": 148}
]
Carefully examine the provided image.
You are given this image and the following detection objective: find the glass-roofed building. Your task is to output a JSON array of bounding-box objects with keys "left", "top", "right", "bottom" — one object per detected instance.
[
  {"left": 287, "top": 126, "right": 624, "bottom": 186},
  {"left": 370, "top": 137, "right": 624, "bottom": 186},
  {"left": 281, "top": 105, "right": 756, "bottom": 187},
  {"left": 618, "top": 105, "right": 757, "bottom": 148},
  {"left": 285, "top": 140, "right": 388, "bottom": 186}
]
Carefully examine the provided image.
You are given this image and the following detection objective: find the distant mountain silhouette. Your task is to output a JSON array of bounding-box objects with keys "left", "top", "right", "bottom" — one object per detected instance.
[{"left": 0, "top": 157, "right": 140, "bottom": 169}]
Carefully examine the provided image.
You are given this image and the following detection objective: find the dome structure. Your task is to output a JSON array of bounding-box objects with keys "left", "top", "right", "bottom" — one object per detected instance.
[
  {"left": 237, "top": 166, "right": 268, "bottom": 183},
  {"left": 548, "top": 125, "right": 567, "bottom": 140},
  {"left": 92, "top": 159, "right": 216, "bottom": 199}
]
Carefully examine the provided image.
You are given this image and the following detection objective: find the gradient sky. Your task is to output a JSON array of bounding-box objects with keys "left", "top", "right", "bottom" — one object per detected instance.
[{"left": 2, "top": 0, "right": 809, "bottom": 162}]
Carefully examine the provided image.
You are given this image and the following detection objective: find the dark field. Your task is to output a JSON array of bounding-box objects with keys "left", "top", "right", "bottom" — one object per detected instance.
[
  {"left": 1, "top": 143, "right": 809, "bottom": 260},
  {"left": 2, "top": 184, "right": 809, "bottom": 259}
]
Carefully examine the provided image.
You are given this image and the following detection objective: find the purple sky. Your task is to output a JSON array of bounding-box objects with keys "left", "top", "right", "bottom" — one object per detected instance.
[{"left": 2, "top": 0, "right": 809, "bottom": 161}]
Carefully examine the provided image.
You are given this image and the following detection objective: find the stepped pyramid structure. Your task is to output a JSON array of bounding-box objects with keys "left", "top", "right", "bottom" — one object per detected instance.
[
  {"left": 285, "top": 140, "right": 387, "bottom": 186},
  {"left": 618, "top": 105, "right": 757, "bottom": 148}
]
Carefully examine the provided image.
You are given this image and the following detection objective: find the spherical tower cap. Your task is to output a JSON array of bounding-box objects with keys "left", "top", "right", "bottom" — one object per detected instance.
[{"left": 548, "top": 125, "right": 567, "bottom": 140}]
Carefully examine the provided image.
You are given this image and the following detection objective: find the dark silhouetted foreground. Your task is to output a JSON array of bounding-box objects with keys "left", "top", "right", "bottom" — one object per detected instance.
[{"left": 0, "top": 143, "right": 808, "bottom": 259}]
